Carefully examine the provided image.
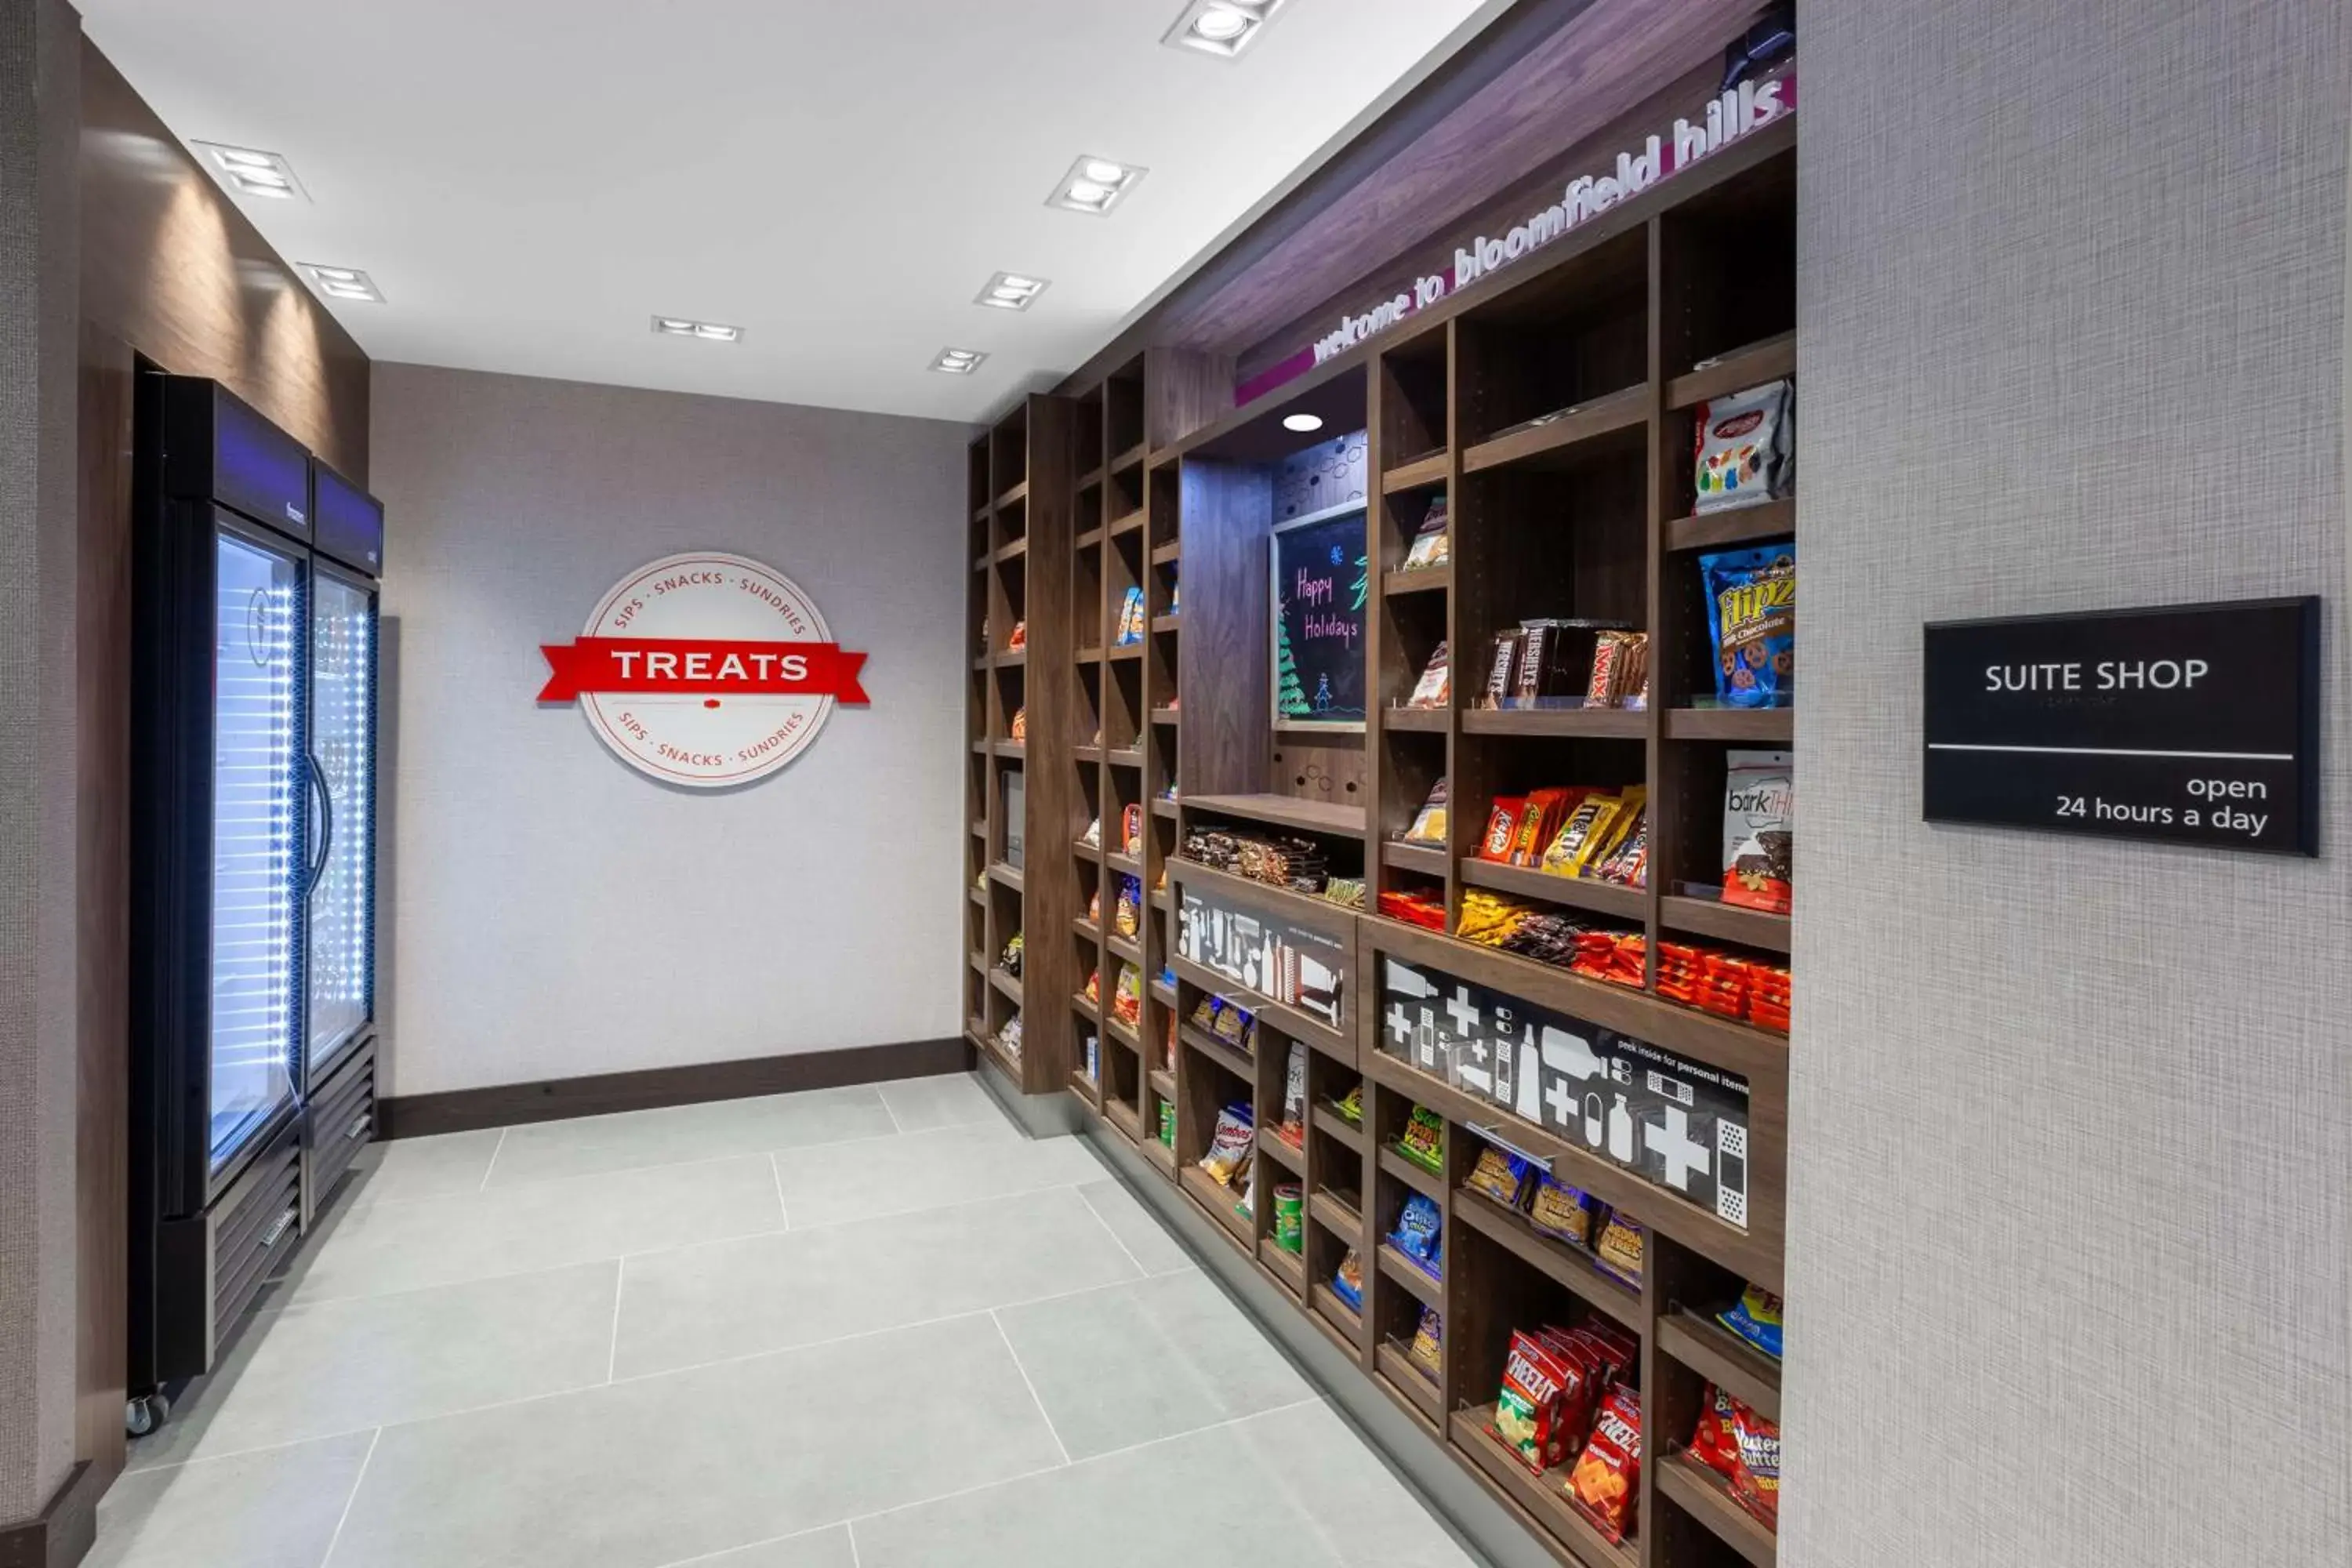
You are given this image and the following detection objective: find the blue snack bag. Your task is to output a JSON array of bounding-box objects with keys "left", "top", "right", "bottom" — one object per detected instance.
[{"left": 1700, "top": 546, "right": 1795, "bottom": 709}]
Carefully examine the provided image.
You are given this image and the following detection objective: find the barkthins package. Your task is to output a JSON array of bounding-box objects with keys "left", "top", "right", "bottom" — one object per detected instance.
[{"left": 1722, "top": 750, "right": 1794, "bottom": 914}]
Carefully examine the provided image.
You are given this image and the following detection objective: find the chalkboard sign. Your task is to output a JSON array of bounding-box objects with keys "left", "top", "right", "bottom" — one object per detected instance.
[
  {"left": 1923, "top": 597, "right": 2319, "bottom": 854},
  {"left": 1270, "top": 503, "right": 1367, "bottom": 728}
]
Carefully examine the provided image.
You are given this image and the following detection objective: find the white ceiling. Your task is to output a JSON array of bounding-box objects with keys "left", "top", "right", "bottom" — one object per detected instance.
[{"left": 78, "top": 0, "right": 1500, "bottom": 423}]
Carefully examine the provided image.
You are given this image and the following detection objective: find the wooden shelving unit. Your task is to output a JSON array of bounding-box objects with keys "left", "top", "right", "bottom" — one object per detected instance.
[{"left": 973, "top": 105, "right": 1795, "bottom": 1568}]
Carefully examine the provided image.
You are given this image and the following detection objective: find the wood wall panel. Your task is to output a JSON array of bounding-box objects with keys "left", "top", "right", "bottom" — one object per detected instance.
[{"left": 78, "top": 41, "right": 369, "bottom": 481}]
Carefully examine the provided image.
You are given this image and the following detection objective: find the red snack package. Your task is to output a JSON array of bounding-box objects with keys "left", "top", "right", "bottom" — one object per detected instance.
[
  {"left": 1492, "top": 1330, "right": 1589, "bottom": 1475},
  {"left": 1686, "top": 1385, "right": 1743, "bottom": 1482},
  {"left": 1730, "top": 1402, "right": 1780, "bottom": 1528},
  {"left": 1480, "top": 797, "right": 1526, "bottom": 862},
  {"left": 1566, "top": 1386, "right": 1642, "bottom": 1542}
]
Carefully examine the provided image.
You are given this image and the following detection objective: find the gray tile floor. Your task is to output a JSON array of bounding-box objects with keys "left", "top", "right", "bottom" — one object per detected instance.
[{"left": 94, "top": 1073, "right": 1478, "bottom": 1568}]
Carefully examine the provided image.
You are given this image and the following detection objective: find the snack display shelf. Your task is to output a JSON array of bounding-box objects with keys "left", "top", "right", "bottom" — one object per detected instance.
[
  {"left": 975, "top": 1030, "right": 1021, "bottom": 1084},
  {"left": 1664, "top": 495, "right": 1795, "bottom": 554},
  {"left": 987, "top": 969, "right": 1022, "bottom": 1007},
  {"left": 1376, "top": 1341, "right": 1443, "bottom": 1429},
  {"left": 967, "top": 949, "right": 984, "bottom": 974},
  {"left": 994, "top": 537, "right": 1029, "bottom": 564},
  {"left": 1459, "top": 707, "right": 1646, "bottom": 739},
  {"left": 1149, "top": 705, "right": 1181, "bottom": 724},
  {"left": 1375, "top": 1244, "right": 1443, "bottom": 1308},
  {"left": 1381, "top": 840, "right": 1449, "bottom": 878},
  {"left": 1460, "top": 383, "right": 1647, "bottom": 476},
  {"left": 1150, "top": 539, "right": 1181, "bottom": 565},
  {"left": 1172, "top": 956, "right": 1351, "bottom": 1062},
  {"left": 1666, "top": 329, "right": 1795, "bottom": 412},
  {"left": 1383, "top": 706, "right": 1447, "bottom": 732},
  {"left": 1075, "top": 644, "right": 1105, "bottom": 664},
  {"left": 1459, "top": 857, "right": 1648, "bottom": 923},
  {"left": 996, "top": 741, "right": 1027, "bottom": 761},
  {"left": 1452, "top": 1182, "right": 1640, "bottom": 1319},
  {"left": 1076, "top": 524, "right": 1106, "bottom": 552},
  {"left": 1258, "top": 1238, "right": 1306, "bottom": 1296},
  {"left": 1661, "top": 707, "right": 1793, "bottom": 744},
  {"left": 964, "top": 1014, "right": 989, "bottom": 1049},
  {"left": 1105, "top": 932, "right": 1142, "bottom": 964},
  {"left": 968, "top": 886, "right": 985, "bottom": 907},
  {"left": 1104, "top": 851, "right": 1143, "bottom": 878},
  {"left": 1073, "top": 841, "right": 1102, "bottom": 863},
  {"left": 1070, "top": 991, "right": 1098, "bottom": 1020},
  {"left": 1169, "top": 857, "right": 1359, "bottom": 942},
  {"left": 1656, "top": 1451, "right": 1777, "bottom": 1568},
  {"left": 1311, "top": 1280, "right": 1364, "bottom": 1340},
  {"left": 1102, "top": 1094, "right": 1143, "bottom": 1148},
  {"left": 1255, "top": 1128, "right": 1304, "bottom": 1177},
  {"left": 1178, "top": 1022, "right": 1254, "bottom": 1087},
  {"left": 1185, "top": 791, "right": 1367, "bottom": 838},
  {"left": 1381, "top": 449, "right": 1450, "bottom": 493},
  {"left": 1152, "top": 886, "right": 1174, "bottom": 913},
  {"left": 1309, "top": 1102, "right": 1366, "bottom": 1149},
  {"left": 1377, "top": 1143, "right": 1444, "bottom": 1203},
  {"left": 1307, "top": 1189, "right": 1361, "bottom": 1237},
  {"left": 1451, "top": 1408, "right": 1639, "bottom": 1568},
  {"left": 1102, "top": 1013, "right": 1140, "bottom": 1051},
  {"left": 1364, "top": 1044, "right": 1780, "bottom": 1294},
  {"left": 1179, "top": 1164, "right": 1251, "bottom": 1249},
  {"left": 1138, "top": 1124, "right": 1176, "bottom": 1174},
  {"left": 1383, "top": 563, "right": 1450, "bottom": 596},
  {"left": 1152, "top": 797, "right": 1179, "bottom": 821},
  {"left": 986, "top": 862, "right": 1024, "bottom": 894},
  {"left": 1067, "top": 1069, "right": 1097, "bottom": 1105},
  {"left": 1107, "top": 643, "right": 1144, "bottom": 662},
  {"left": 1073, "top": 742, "right": 1105, "bottom": 764},
  {"left": 1149, "top": 977, "right": 1178, "bottom": 1007},
  {"left": 1110, "top": 441, "right": 1146, "bottom": 474},
  {"left": 1071, "top": 916, "right": 1100, "bottom": 942},
  {"left": 1657, "top": 1308, "right": 1781, "bottom": 1421},
  {"left": 1147, "top": 1068, "right": 1176, "bottom": 1102},
  {"left": 1658, "top": 894, "right": 1791, "bottom": 955},
  {"left": 970, "top": 819, "right": 986, "bottom": 838},
  {"left": 1106, "top": 747, "right": 1145, "bottom": 768},
  {"left": 970, "top": 738, "right": 992, "bottom": 754},
  {"left": 995, "top": 479, "right": 1029, "bottom": 510}
]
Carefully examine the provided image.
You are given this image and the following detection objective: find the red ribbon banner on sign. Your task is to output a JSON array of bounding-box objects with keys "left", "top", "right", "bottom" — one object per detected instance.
[{"left": 538, "top": 638, "right": 871, "bottom": 704}]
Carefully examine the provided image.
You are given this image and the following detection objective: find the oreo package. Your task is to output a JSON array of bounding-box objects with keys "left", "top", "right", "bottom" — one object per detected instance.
[
  {"left": 1700, "top": 546, "right": 1795, "bottom": 709},
  {"left": 1693, "top": 378, "right": 1792, "bottom": 513}
]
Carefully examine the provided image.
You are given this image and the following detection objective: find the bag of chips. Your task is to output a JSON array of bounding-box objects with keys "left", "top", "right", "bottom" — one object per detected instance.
[
  {"left": 1406, "top": 641, "right": 1450, "bottom": 709},
  {"left": 1408, "top": 1306, "right": 1443, "bottom": 1380},
  {"left": 1722, "top": 752, "right": 1793, "bottom": 915},
  {"left": 1113, "top": 965, "right": 1142, "bottom": 1027},
  {"left": 1593, "top": 1211, "right": 1645, "bottom": 1288},
  {"left": 1730, "top": 1403, "right": 1781, "bottom": 1527},
  {"left": 1693, "top": 378, "right": 1792, "bottom": 513},
  {"left": 1401, "top": 779, "right": 1449, "bottom": 844},
  {"left": 1388, "top": 1193, "right": 1443, "bottom": 1278},
  {"left": 1401, "top": 496, "right": 1450, "bottom": 570},
  {"left": 1701, "top": 546, "right": 1795, "bottom": 709},
  {"left": 1566, "top": 1387, "right": 1643, "bottom": 1541},
  {"left": 1333, "top": 1249, "right": 1365, "bottom": 1310},
  {"left": 1493, "top": 1330, "right": 1589, "bottom": 1475},
  {"left": 1398, "top": 1106, "right": 1446, "bottom": 1173},
  {"left": 1466, "top": 1147, "right": 1534, "bottom": 1208},
  {"left": 1719, "top": 1284, "right": 1784, "bottom": 1360},
  {"left": 1526, "top": 1177, "right": 1596, "bottom": 1247},
  {"left": 1687, "top": 1385, "right": 1744, "bottom": 1481},
  {"left": 1199, "top": 1105, "right": 1254, "bottom": 1187},
  {"left": 1279, "top": 1044, "right": 1307, "bottom": 1148}
]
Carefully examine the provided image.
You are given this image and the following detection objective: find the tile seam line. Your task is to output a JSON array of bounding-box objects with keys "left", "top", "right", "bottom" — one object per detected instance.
[
  {"left": 125, "top": 1268, "right": 1201, "bottom": 1475},
  {"left": 313, "top": 1425, "right": 382, "bottom": 1568},
  {"left": 989, "top": 1308, "right": 1073, "bottom": 1466},
  {"left": 277, "top": 1177, "right": 1112, "bottom": 1312}
]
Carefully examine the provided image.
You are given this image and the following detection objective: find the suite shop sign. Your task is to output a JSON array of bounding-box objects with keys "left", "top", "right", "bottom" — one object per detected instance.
[
  {"left": 539, "top": 553, "right": 869, "bottom": 788},
  {"left": 1922, "top": 598, "right": 2318, "bottom": 854}
]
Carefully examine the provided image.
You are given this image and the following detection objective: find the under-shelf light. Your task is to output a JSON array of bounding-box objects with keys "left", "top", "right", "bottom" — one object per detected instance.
[
  {"left": 977, "top": 273, "right": 1050, "bottom": 311},
  {"left": 1282, "top": 412, "right": 1324, "bottom": 433},
  {"left": 192, "top": 141, "right": 310, "bottom": 201},
  {"left": 1163, "top": 1, "right": 1287, "bottom": 60},
  {"left": 299, "top": 263, "right": 384, "bottom": 303},
  {"left": 1047, "top": 155, "right": 1145, "bottom": 216},
  {"left": 931, "top": 347, "right": 989, "bottom": 375},
  {"left": 652, "top": 316, "right": 744, "bottom": 343}
]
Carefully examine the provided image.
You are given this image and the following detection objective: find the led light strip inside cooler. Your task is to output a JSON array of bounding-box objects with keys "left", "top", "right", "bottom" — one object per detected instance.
[{"left": 307, "top": 579, "right": 374, "bottom": 1052}]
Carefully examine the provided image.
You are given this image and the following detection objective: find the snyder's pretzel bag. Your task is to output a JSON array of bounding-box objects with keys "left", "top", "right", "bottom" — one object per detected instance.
[
  {"left": 1701, "top": 546, "right": 1795, "bottom": 709},
  {"left": 1693, "top": 378, "right": 1792, "bottom": 513}
]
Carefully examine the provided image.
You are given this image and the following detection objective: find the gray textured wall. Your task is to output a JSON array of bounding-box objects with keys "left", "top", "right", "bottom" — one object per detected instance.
[
  {"left": 0, "top": 0, "right": 81, "bottom": 1530},
  {"left": 369, "top": 364, "right": 970, "bottom": 1098},
  {"left": 1788, "top": 2, "right": 2350, "bottom": 1563}
]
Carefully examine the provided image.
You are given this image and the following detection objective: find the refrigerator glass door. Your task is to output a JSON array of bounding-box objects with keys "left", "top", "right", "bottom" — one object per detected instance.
[
  {"left": 211, "top": 528, "right": 304, "bottom": 1171},
  {"left": 307, "top": 569, "right": 374, "bottom": 1072}
]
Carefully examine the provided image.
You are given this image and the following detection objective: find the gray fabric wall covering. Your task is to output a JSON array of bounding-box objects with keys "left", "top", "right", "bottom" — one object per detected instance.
[
  {"left": 0, "top": 0, "right": 81, "bottom": 1530},
  {"left": 1788, "top": 2, "right": 2350, "bottom": 1563}
]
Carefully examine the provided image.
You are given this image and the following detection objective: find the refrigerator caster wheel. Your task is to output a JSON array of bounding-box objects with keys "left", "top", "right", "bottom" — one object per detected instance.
[{"left": 125, "top": 1394, "right": 170, "bottom": 1437}]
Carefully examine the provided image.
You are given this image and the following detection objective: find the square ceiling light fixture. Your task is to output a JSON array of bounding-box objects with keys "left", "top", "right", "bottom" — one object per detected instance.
[
  {"left": 300, "top": 264, "right": 383, "bottom": 303},
  {"left": 192, "top": 141, "right": 309, "bottom": 201},
  {"left": 1163, "top": 0, "right": 1288, "bottom": 59},
  {"left": 931, "top": 347, "right": 988, "bottom": 375},
  {"left": 1047, "top": 155, "right": 1145, "bottom": 216},
  {"left": 652, "top": 315, "right": 744, "bottom": 343},
  {"left": 977, "top": 273, "right": 1049, "bottom": 310}
]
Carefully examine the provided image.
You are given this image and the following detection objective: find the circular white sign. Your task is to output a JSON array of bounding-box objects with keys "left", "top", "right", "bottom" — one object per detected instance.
[{"left": 575, "top": 553, "right": 845, "bottom": 788}]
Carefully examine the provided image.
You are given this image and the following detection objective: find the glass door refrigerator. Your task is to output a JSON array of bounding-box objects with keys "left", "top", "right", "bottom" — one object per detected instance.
[{"left": 128, "top": 375, "right": 383, "bottom": 1428}]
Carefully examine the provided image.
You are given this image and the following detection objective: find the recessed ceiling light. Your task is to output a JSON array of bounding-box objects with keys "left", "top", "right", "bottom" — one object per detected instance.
[
  {"left": 931, "top": 347, "right": 988, "bottom": 375},
  {"left": 299, "top": 263, "right": 383, "bottom": 303},
  {"left": 1281, "top": 412, "right": 1324, "bottom": 433},
  {"left": 192, "top": 140, "right": 310, "bottom": 201},
  {"left": 652, "top": 315, "right": 743, "bottom": 343},
  {"left": 1163, "top": 0, "right": 1287, "bottom": 59},
  {"left": 976, "top": 271, "right": 1050, "bottom": 310},
  {"left": 1048, "top": 154, "right": 1145, "bottom": 216}
]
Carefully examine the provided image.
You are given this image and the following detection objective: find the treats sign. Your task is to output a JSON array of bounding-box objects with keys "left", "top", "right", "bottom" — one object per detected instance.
[{"left": 541, "top": 553, "right": 869, "bottom": 788}]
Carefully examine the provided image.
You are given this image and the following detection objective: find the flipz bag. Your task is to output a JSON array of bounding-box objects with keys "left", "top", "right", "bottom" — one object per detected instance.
[{"left": 1700, "top": 546, "right": 1795, "bottom": 709}]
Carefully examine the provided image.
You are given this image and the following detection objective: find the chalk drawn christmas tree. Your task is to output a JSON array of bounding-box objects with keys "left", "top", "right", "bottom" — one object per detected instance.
[{"left": 1276, "top": 611, "right": 1309, "bottom": 717}]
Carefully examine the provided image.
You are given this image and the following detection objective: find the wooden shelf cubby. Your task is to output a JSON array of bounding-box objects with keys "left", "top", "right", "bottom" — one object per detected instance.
[{"left": 967, "top": 111, "right": 1795, "bottom": 1568}]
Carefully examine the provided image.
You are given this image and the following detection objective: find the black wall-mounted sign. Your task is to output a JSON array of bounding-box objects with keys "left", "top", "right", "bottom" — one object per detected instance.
[
  {"left": 1923, "top": 597, "right": 2319, "bottom": 855},
  {"left": 1270, "top": 506, "right": 1367, "bottom": 727}
]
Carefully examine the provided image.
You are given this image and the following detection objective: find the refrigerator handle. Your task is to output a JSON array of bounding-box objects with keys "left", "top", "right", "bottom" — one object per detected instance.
[{"left": 305, "top": 752, "right": 333, "bottom": 898}]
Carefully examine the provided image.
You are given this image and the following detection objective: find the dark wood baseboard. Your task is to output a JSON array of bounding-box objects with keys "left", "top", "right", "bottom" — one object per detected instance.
[
  {"left": 0, "top": 1461, "right": 106, "bottom": 1568},
  {"left": 376, "top": 1036, "right": 974, "bottom": 1140}
]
